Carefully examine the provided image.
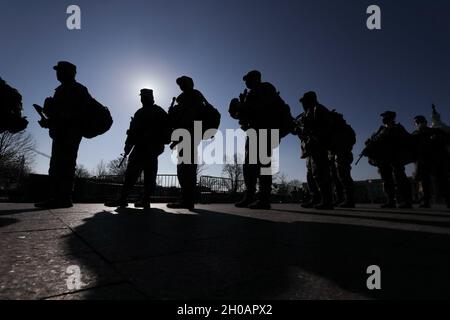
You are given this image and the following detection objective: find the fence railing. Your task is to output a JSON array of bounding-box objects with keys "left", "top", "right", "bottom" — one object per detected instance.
[{"left": 199, "top": 176, "right": 245, "bottom": 193}]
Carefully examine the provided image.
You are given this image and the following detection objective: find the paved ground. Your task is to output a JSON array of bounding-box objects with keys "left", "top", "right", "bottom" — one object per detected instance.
[{"left": 1, "top": 202, "right": 450, "bottom": 300}]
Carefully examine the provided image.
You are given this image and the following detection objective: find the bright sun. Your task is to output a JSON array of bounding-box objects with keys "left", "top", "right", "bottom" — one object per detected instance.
[{"left": 130, "top": 75, "right": 172, "bottom": 108}]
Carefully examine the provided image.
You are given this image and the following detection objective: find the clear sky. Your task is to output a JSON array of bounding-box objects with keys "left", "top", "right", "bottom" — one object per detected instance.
[{"left": 1, "top": 0, "right": 449, "bottom": 181}]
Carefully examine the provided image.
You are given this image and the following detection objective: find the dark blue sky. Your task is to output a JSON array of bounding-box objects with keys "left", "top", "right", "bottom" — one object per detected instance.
[{"left": 1, "top": 0, "right": 449, "bottom": 181}]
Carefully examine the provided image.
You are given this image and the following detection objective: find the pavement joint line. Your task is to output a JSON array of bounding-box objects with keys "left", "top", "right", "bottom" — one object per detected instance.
[
  {"left": 317, "top": 213, "right": 450, "bottom": 227},
  {"left": 334, "top": 207, "right": 450, "bottom": 216},
  {"left": 271, "top": 209, "right": 450, "bottom": 228},
  {"left": 39, "top": 280, "right": 131, "bottom": 300},
  {"left": 0, "top": 227, "right": 69, "bottom": 234}
]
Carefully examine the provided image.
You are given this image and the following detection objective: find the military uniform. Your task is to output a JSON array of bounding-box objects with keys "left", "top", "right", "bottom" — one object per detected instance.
[
  {"left": 328, "top": 152, "right": 345, "bottom": 205},
  {"left": 36, "top": 62, "right": 91, "bottom": 208},
  {"left": 298, "top": 93, "right": 334, "bottom": 209},
  {"left": 412, "top": 116, "right": 450, "bottom": 208},
  {"left": 328, "top": 118, "right": 356, "bottom": 208},
  {"left": 367, "top": 112, "right": 413, "bottom": 208},
  {"left": 233, "top": 71, "right": 280, "bottom": 209},
  {"left": 167, "top": 76, "right": 204, "bottom": 209},
  {"left": 113, "top": 89, "right": 170, "bottom": 208}
]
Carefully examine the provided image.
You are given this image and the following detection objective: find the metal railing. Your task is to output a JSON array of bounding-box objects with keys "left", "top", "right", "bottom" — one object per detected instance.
[{"left": 199, "top": 176, "right": 245, "bottom": 194}]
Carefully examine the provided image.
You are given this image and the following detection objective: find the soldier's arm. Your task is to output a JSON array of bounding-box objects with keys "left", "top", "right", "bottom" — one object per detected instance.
[{"left": 124, "top": 115, "right": 138, "bottom": 146}]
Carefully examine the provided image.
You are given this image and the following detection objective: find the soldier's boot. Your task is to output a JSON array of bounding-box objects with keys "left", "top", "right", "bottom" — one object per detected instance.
[
  {"left": 338, "top": 190, "right": 356, "bottom": 209},
  {"left": 333, "top": 185, "right": 345, "bottom": 207},
  {"left": 398, "top": 202, "right": 413, "bottom": 209},
  {"left": 333, "top": 197, "right": 345, "bottom": 207},
  {"left": 134, "top": 199, "right": 151, "bottom": 210},
  {"left": 419, "top": 198, "right": 431, "bottom": 209},
  {"left": 397, "top": 191, "right": 413, "bottom": 209},
  {"left": 35, "top": 198, "right": 73, "bottom": 209},
  {"left": 235, "top": 192, "right": 256, "bottom": 208},
  {"left": 338, "top": 199, "right": 356, "bottom": 209},
  {"left": 419, "top": 202, "right": 431, "bottom": 209},
  {"left": 249, "top": 177, "right": 272, "bottom": 210},
  {"left": 314, "top": 185, "right": 334, "bottom": 210},
  {"left": 167, "top": 202, "right": 194, "bottom": 210},
  {"left": 248, "top": 200, "right": 271, "bottom": 210},
  {"left": 381, "top": 193, "right": 396, "bottom": 208},
  {"left": 301, "top": 197, "right": 320, "bottom": 209},
  {"left": 315, "top": 202, "right": 334, "bottom": 210},
  {"left": 381, "top": 202, "right": 396, "bottom": 209},
  {"left": 104, "top": 197, "right": 128, "bottom": 208}
]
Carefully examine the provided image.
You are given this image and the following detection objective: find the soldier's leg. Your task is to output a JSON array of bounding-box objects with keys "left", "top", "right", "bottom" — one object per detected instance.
[
  {"left": 335, "top": 150, "right": 355, "bottom": 207},
  {"left": 236, "top": 137, "right": 257, "bottom": 206},
  {"left": 49, "top": 134, "right": 82, "bottom": 203},
  {"left": 243, "top": 164, "right": 258, "bottom": 196},
  {"left": 142, "top": 154, "right": 158, "bottom": 201},
  {"left": 311, "top": 149, "right": 333, "bottom": 209},
  {"left": 177, "top": 163, "right": 197, "bottom": 206},
  {"left": 307, "top": 157, "right": 320, "bottom": 201},
  {"left": 257, "top": 134, "right": 273, "bottom": 205},
  {"left": 120, "top": 151, "right": 144, "bottom": 201},
  {"left": 393, "top": 164, "right": 412, "bottom": 207},
  {"left": 415, "top": 161, "right": 431, "bottom": 207},
  {"left": 378, "top": 164, "right": 396, "bottom": 207},
  {"left": 301, "top": 157, "right": 320, "bottom": 208}
]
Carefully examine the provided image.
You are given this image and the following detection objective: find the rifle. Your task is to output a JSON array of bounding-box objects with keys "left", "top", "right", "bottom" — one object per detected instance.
[
  {"left": 168, "top": 97, "right": 181, "bottom": 150},
  {"left": 168, "top": 97, "right": 177, "bottom": 112},
  {"left": 118, "top": 146, "right": 134, "bottom": 168},
  {"left": 33, "top": 104, "right": 49, "bottom": 128},
  {"left": 355, "top": 151, "right": 365, "bottom": 166}
]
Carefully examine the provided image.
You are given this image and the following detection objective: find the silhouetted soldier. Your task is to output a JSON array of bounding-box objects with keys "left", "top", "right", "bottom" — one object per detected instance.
[
  {"left": 412, "top": 115, "right": 450, "bottom": 208},
  {"left": 167, "top": 76, "right": 204, "bottom": 210},
  {"left": 295, "top": 92, "right": 334, "bottom": 209},
  {"left": 105, "top": 89, "right": 170, "bottom": 209},
  {"left": 363, "top": 111, "right": 413, "bottom": 208},
  {"left": 327, "top": 108, "right": 356, "bottom": 208},
  {"left": 231, "top": 70, "right": 280, "bottom": 210},
  {"left": 0, "top": 77, "right": 28, "bottom": 134},
  {"left": 294, "top": 111, "right": 321, "bottom": 208},
  {"left": 35, "top": 61, "right": 91, "bottom": 209},
  {"left": 329, "top": 152, "right": 345, "bottom": 206}
]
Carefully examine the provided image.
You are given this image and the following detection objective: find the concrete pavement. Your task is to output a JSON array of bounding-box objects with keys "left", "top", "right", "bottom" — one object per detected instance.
[{"left": 1, "top": 203, "right": 449, "bottom": 299}]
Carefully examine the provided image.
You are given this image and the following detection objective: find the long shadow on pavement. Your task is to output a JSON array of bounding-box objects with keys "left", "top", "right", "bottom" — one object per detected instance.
[{"left": 65, "top": 206, "right": 450, "bottom": 299}]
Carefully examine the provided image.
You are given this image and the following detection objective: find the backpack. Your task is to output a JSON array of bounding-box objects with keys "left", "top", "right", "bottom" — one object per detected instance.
[
  {"left": 273, "top": 94, "right": 294, "bottom": 138},
  {"left": 82, "top": 98, "right": 113, "bottom": 139},
  {"left": 201, "top": 98, "right": 221, "bottom": 138},
  {"left": 328, "top": 110, "right": 356, "bottom": 146},
  {"left": 0, "top": 82, "right": 28, "bottom": 134}
]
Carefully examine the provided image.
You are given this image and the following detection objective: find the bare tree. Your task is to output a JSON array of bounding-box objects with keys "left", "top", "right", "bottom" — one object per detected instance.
[
  {"left": 222, "top": 154, "right": 244, "bottom": 193},
  {"left": 75, "top": 165, "right": 91, "bottom": 179},
  {"left": 93, "top": 160, "right": 108, "bottom": 178},
  {"left": 0, "top": 131, "right": 35, "bottom": 180},
  {"left": 107, "top": 157, "right": 128, "bottom": 177},
  {"left": 273, "top": 173, "right": 304, "bottom": 196}
]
